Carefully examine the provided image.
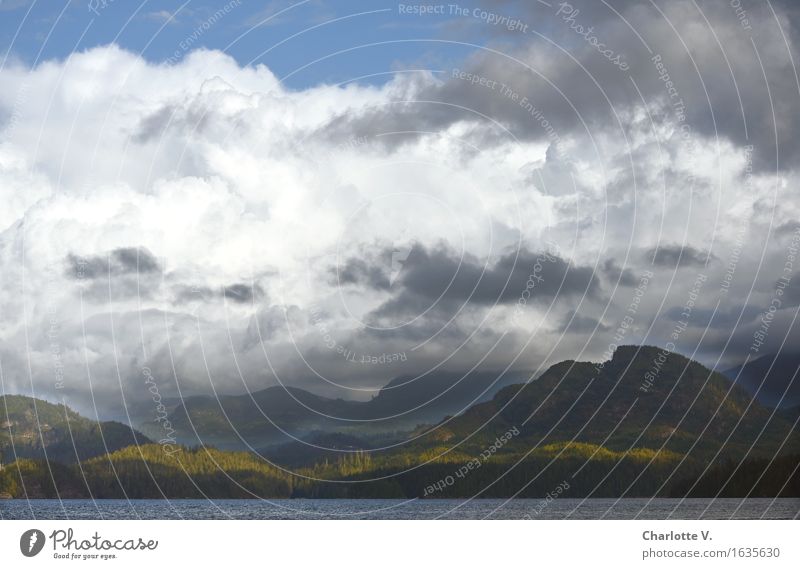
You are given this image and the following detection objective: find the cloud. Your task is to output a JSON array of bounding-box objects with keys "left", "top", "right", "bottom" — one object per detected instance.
[
  {"left": 65, "top": 247, "right": 162, "bottom": 280},
  {"left": 559, "top": 310, "right": 610, "bottom": 334},
  {"left": 0, "top": 0, "right": 32, "bottom": 11},
  {"left": 643, "top": 245, "right": 713, "bottom": 268},
  {"left": 318, "top": 0, "right": 800, "bottom": 172},
  {"left": 223, "top": 283, "right": 264, "bottom": 304},
  {"left": 335, "top": 255, "right": 392, "bottom": 290},
  {"left": 663, "top": 304, "right": 762, "bottom": 330},
  {"left": 334, "top": 243, "right": 600, "bottom": 324},
  {"left": 396, "top": 244, "right": 599, "bottom": 304},
  {"left": 601, "top": 259, "right": 638, "bottom": 287},
  {"left": 0, "top": 30, "right": 797, "bottom": 418},
  {"left": 144, "top": 10, "right": 178, "bottom": 25}
]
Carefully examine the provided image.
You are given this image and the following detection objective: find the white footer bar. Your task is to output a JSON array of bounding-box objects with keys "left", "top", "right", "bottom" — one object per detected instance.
[{"left": 1, "top": 520, "right": 797, "bottom": 568}]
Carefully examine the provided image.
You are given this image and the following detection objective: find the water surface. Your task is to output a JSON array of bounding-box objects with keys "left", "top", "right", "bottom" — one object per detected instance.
[{"left": 1, "top": 498, "right": 797, "bottom": 520}]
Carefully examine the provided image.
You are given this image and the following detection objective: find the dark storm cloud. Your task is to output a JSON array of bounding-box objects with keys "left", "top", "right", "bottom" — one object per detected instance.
[
  {"left": 223, "top": 283, "right": 264, "bottom": 304},
  {"left": 171, "top": 283, "right": 266, "bottom": 305},
  {"left": 65, "top": 247, "right": 161, "bottom": 280},
  {"left": 643, "top": 244, "right": 713, "bottom": 268},
  {"left": 401, "top": 247, "right": 599, "bottom": 304},
  {"left": 63, "top": 250, "right": 262, "bottom": 306},
  {"left": 399, "top": 245, "right": 599, "bottom": 303},
  {"left": 335, "top": 257, "right": 391, "bottom": 290},
  {"left": 114, "top": 247, "right": 161, "bottom": 273},
  {"left": 314, "top": 64, "right": 571, "bottom": 152},
  {"left": 339, "top": 243, "right": 601, "bottom": 321},
  {"left": 316, "top": 0, "right": 800, "bottom": 172}
]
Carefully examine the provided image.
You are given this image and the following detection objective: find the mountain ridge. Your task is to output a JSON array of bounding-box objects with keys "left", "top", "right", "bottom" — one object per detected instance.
[
  {"left": 164, "top": 369, "right": 522, "bottom": 448},
  {"left": 1, "top": 345, "right": 798, "bottom": 499},
  {"left": 723, "top": 352, "right": 800, "bottom": 409},
  {"left": 0, "top": 394, "right": 150, "bottom": 463}
]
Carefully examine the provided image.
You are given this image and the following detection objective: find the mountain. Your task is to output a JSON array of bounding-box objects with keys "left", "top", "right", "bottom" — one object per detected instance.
[
  {"left": 262, "top": 345, "right": 798, "bottom": 498},
  {"left": 779, "top": 405, "right": 800, "bottom": 424},
  {"left": 166, "top": 386, "right": 360, "bottom": 449},
  {"left": 0, "top": 395, "right": 150, "bottom": 463},
  {"left": 418, "top": 345, "right": 798, "bottom": 458},
  {"left": 1, "top": 346, "right": 798, "bottom": 499},
  {"left": 723, "top": 352, "right": 800, "bottom": 408},
  {"left": 164, "top": 370, "right": 521, "bottom": 449},
  {"left": 368, "top": 370, "right": 522, "bottom": 418}
]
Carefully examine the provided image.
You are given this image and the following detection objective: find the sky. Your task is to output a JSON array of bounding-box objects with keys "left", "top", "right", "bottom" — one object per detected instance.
[{"left": 0, "top": 0, "right": 799, "bottom": 420}]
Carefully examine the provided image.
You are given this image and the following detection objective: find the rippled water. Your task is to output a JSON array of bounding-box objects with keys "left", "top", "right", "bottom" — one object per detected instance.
[{"left": 1, "top": 498, "right": 797, "bottom": 520}]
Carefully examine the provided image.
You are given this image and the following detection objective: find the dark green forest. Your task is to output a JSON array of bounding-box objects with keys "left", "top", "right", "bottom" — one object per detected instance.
[{"left": 1, "top": 441, "right": 798, "bottom": 500}]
